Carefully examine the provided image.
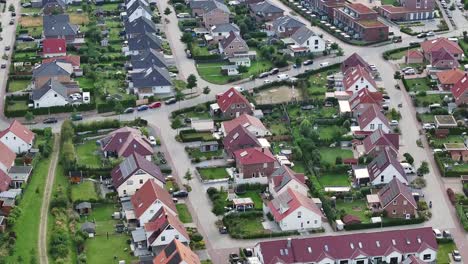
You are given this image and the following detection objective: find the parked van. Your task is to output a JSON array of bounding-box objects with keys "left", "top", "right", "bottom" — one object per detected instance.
[
  {"left": 433, "top": 229, "right": 443, "bottom": 239},
  {"left": 277, "top": 74, "right": 289, "bottom": 81},
  {"left": 176, "top": 13, "right": 190, "bottom": 18},
  {"left": 448, "top": 37, "right": 459, "bottom": 43},
  {"left": 320, "top": 62, "right": 329, "bottom": 67},
  {"left": 400, "top": 163, "right": 415, "bottom": 174}
]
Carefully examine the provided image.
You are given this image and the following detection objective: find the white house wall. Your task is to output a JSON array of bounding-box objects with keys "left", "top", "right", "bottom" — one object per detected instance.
[
  {"left": 362, "top": 117, "right": 390, "bottom": 133},
  {"left": 148, "top": 227, "right": 189, "bottom": 247},
  {"left": 278, "top": 205, "right": 322, "bottom": 231},
  {"left": 34, "top": 89, "right": 69, "bottom": 108},
  {"left": 371, "top": 165, "right": 407, "bottom": 186},
  {"left": 117, "top": 171, "right": 163, "bottom": 197}
]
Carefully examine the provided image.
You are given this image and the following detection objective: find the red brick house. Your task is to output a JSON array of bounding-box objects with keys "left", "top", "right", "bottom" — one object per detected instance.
[
  {"left": 233, "top": 147, "right": 277, "bottom": 184},
  {"left": 201, "top": 1, "right": 230, "bottom": 28},
  {"left": 249, "top": 1, "right": 284, "bottom": 22},
  {"left": 349, "top": 88, "right": 382, "bottom": 116},
  {"left": 405, "top": 50, "right": 424, "bottom": 64},
  {"left": 43, "top": 55, "right": 82, "bottom": 76},
  {"left": 99, "top": 127, "right": 154, "bottom": 160},
  {"left": 333, "top": 3, "right": 389, "bottom": 42},
  {"left": 309, "top": 0, "right": 346, "bottom": 20},
  {"left": 430, "top": 48, "right": 460, "bottom": 69},
  {"left": 356, "top": 104, "right": 391, "bottom": 135},
  {"left": 214, "top": 87, "right": 254, "bottom": 118},
  {"left": 42, "top": 38, "right": 67, "bottom": 58},
  {"left": 378, "top": 0, "right": 435, "bottom": 21},
  {"left": 436, "top": 68, "right": 464, "bottom": 90},
  {"left": 223, "top": 124, "right": 261, "bottom": 157},
  {"left": 377, "top": 178, "right": 417, "bottom": 219},
  {"left": 362, "top": 128, "right": 399, "bottom": 158},
  {"left": 218, "top": 31, "right": 249, "bottom": 58},
  {"left": 420, "top": 38, "right": 463, "bottom": 62},
  {"left": 341, "top": 53, "right": 373, "bottom": 74},
  {"left": 451, "top": 73, "right": 468, "bottom": 105}
]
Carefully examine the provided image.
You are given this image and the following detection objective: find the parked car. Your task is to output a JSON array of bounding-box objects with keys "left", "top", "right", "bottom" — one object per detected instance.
[
  {"left": 149, "top": 101, "right": 162, "bottom": 109},
  {"left": 9, "top": 19, "right": 14, "bottom": 25},
  {"left": 443, "top": 230, "right": 452, "bottom": 239},
  {"left": 433, "top": 229, "right": 443, "bottom": 239},
  {"left": 426, "top": 31, "right": 435, "bottom": 37},
  {"left": 264, "top": 79, "right": 271, "bottom": 84},
  {"left": 229, "top": 253, "right": 241, "bottom": 264},
  {"left": 404, "top": 69, "right": 416, "bottom": 75},
  {"left": 452, "top": 250, "right": 462, "bottom": 262},
  {"left": 5, "top": 46, "right": 11, "bottom": 51},
  {"left": 243, "top": 248, "right": 253, "bottom": 257},
  {"left": 390, "top": 120, "right": 399, "bottom": 126},
  {"left": 137, "top": 105, "right": 149, "bottom": 111},
  {"left": 303, "top": 59, "right": 314, "bottom": 65},
  {"left": 11, "top": 12, "right": 16, "bottom": 17},
  {"left": 277, "top": 73, "right": 290, "bottom": 81},
  {"left": 423, "top": 123, "right": 436, "bottom": 130},
  {"left": 176, "top": 12, "right": 190, "bottom": 18},
  {"left": 233, "top": 86, "right": 244, "bottom": 92},
  {"left": 172, "top": 190, "right": 189, "bottom": 198},
  {"left": 269, "top": 68, "right": 279, "bottom": 75},
  {"left": 319, "top": 62, "right": 330, "bottom": 67},
  {"left": 417, "top": 33, "right": 426, "bottom": 39},
  {"left": 149, "top": 136, "right": 157, "bottom": 146},
  {"left": 0, "top": 64, "right": 6, "bottom": 69},
  {"left": 409, "top": 41, "right": 419, "bottom": 46},
  {"left": 123, "top": 107, "right": 134, "bottom": 114},
  {"left": 71, "top": 114, "right": 83, "bottom": 121},
  {"left": 258, "top": 72, "right": 269, "bottom": 78},
  {"left": 43, "top": 118, "right": 58, "bottom": 124},
  {"left": 219, "top": 226, "right": 228, "bottom": 234},
  {"left": 165, "top": 98, "right": 177, "bottom": 105}
]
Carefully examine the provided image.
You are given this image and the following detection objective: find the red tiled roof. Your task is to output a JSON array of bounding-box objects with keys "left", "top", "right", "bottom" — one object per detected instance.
[
  {"left": 153, "top": 239, "right": 201, "bottom": 264},
  {"left": 223, "top": 124, "right": 261, "bottom": 156},
  {"left": 436, "top": 69, "right": 465, "bottom": 85},
  {"left": 256, "top": 227, "right": 437, "bottom": 264},
  {"left": 234, "top": 147, "right": 276, "bottom": 165},
  {"left": 362, "top": 129, "right": 399, "bottom": 155},
  {"left": 100, "top": 127, "right": 153, "bottom": 158},
  {"left": 268, "top": 188, "right": 323, "bottom": 221},
  {"left": 343, "top": 65, "right": 377, "bottom": 91},
  {"left": 0, "top": 141, "right": 16, "bottom": 172},
  {"left": 42, "top": 38, "right": 66, "bottom": 55},
  {"left": 451, "top": 73, "right": 468, "bottom": 101},
  {"left": 347, "top": 3, "right": 376, "bottom": 14},
  {"left": 145, "top": 207, "right": 189, "bottom": 245},
  {"left": 341, "top": 53, "right": 371, "bottom": 73},
  {"left": 0, "top": 169, "right": 11, "bottom": 192},
  {"left": 431, "top": 47, "right": 460, "bottom": 68},
  {"left": 406, "top": 50, "right": 423, "bottom": 59},
  {"left": 358, "top": 104, "right": 390, "bottom": 130},
  {"left": 378, "top": 178, "right": 417, "bottom": 208},
  {"left": 131, "top": 179, "right": 176, "bottom": 219},
  {"left": 0, "top": 120, "right": 35, "bottom": 144},
  {"left": 222, "top": 113, "right": 267, "bottom": 135},
  {"left": 216, "top": 87, "right": 251, "bottom": 112},
  {"left": 349, "top": 88, "right": 382, "bottom": 111},
  {"left": 379, "top": 5, "right": 411, "bottom": 13},
  {"left": 43, "top": 55, "right": 80, "bottom": 67},
  {"left": 111, "top": 153, "right": 164, "bottom": 189},
  {"left": 420, "top": 37, "right": 463, "bottom": 55},
  {"left": 367, "top": 148, "right": 406, "bottom": 182}
]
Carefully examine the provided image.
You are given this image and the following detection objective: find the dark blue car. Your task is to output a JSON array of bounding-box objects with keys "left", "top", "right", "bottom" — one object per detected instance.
[{"left": 137, "top": 105, "right": 149, "bottom": 111}]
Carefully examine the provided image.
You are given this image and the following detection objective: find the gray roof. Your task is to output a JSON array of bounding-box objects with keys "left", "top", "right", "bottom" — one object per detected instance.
[
  {"left": 220, "top": 31, "right": 248, "bottom": 49},
  {"left": 272, "top": 16, "right": 305, "bottom": 31},
  {"left": 131, "top": 66, "right": 172, "bottom": 87},
  {"left": 32, "top": 61, "right": 71, "bottom": 78},
  {"left": 81, "top": 222, "right": 96, "bottom": 233},
  {"left": 212, "top": 23, "right": 240, "bottom": 33},
  {"left": 124, "top": 16, "right": 157, "bottom": 35},
  {"left": 126, "top": 0, "right": 152, "bottom": 17},
  {"left": 291, "top": 26, "right": 317, "bottom": 45},
  {"left": 131, "top": 49, "right": 167, "bottom": 69},
  {"left": 0, "top": 189, "right": 21, "bottom": 199},
  {"left": 249, "top": 1, "right": 283, "bottom": 14},
  {"left": 32, "top": 79, "right": 69, "bottom": 101},
  {"left": 131, "top": 228, "right": 147, "bottom": 242},
  {"left": 42, "top": 0, "right": 66, "bottom": 8},
  {"left": 75, "top": 202, "right": 92, "bottom": 210},
  {"left": 191, "top": 0, "right": 230, "bottom": 13},
  {"left": 43, "top": 14, "right": 79, "bottom": 38},
  {"left": 128, "top": 32, "right": 163, "bottom": 51},
  {"left": 8, "top": 166, "right": 33, "bottom": 175}
]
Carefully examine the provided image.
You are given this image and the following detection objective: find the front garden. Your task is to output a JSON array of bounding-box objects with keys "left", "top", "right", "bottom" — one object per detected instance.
[{"left": 197, "top": 167, "right": 230, "bottom": 181}]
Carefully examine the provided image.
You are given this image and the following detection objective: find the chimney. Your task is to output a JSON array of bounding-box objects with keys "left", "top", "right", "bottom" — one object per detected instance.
[
  {"left": 119, "top": 138, "right": 122, "bottom": 143},
  {"left": 287, "top": 238, "right": 292, "bottom": 248}
]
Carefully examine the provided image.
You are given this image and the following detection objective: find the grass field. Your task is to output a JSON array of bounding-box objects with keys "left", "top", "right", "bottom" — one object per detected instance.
[
  {"left": 237, "top": 191, "right": 263, "bottom": 210},
  {"left": 71, "top": 181, "right": 99, "bottom": 202},
  {"left": 405, "top": 78, "right": 432, "bottom": 92},
  {"left": 223, "top": 214, "right": 266, "bottom": 237},
  {"left": 335, "top": 199, "right": 370, "bottom": 223},
  {"left": 19, "top": 16, "right": 42, "bottom": 27},
  {"left": 318, "top": 172, "right": 350, "bottom": 187},
  {"left": 415, "top": 94, "right": 444, "bottom": 106},
  {"left": 75, "top": 140, "right": 102, "bottom": 168},
  {"left": 198, "top": 167, "right": 229, "bottom": 180},
  {"left": 187, "top": 148, "right": 223, "bottom": 159},
  {"left": 176, "top": 204, "right": 193, "bottom": 223},
  {"left": 437, "top": 242, "right": 457, "bottom": 264},
  {"left": 197, "top": 61, "right": 273, "bottom": 84},
  {"left": 268, "top": 123, "right": 289, "bottom": 135},
  {"left": 318, "top": 147, "right": 354, "bottom": 165},
  {"left": 317, "top": 126, "right": 348, "bottom": 141},
  {"left": 7, "top": 100, "right": 29, "bottom": 111},
  {"left": 8, "top": 79, "right": 29, "bottom": 92}
]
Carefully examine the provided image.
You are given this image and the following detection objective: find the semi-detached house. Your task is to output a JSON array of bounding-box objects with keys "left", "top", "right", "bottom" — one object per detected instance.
[
  {"left": 212, "top": 87, "right": 254, "bottom": 118},
  {"left": 0, "top": 120, "right": 35, "bottom": 154}
]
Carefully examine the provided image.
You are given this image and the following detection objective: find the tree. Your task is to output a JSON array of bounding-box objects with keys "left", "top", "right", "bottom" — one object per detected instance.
[
  {"left": 175, "top": 90, "right": 184, "bottom": 109},
  {"left": 203, "top": 86, "right": 210, "bottom": 95},
  {"left": 295, "top": 57, "right": 302, "bottom": 67},
  {"left": 237, "top": 65, "right": 248, "bottom": 73},
  {"left": 184, "top": 169, "right": 192, "bottom": 184},
  {"left": 464, "top": 31, "right": 468, "bottom": 42},
  {"left": 8, "top": 4, "right": 15, "bottom": 12},
  {"left": 336, "top": 48, "right": 344, "bottom": 57},
  {"left": 180, "top": 32, "right": 194, "bottom": 44},
  {"left": 417, "top": 161, "right": 429, "bottom": 175},
  {"left": 113, "top": 101, "right": 124, "bottom": 114},
  {"left": 24, "top": 111, "right": 34, "bottom": 122},
  {"left": 449, "top": 3, "right": 455, "bottom": 10},
  {"left": 186, "top": 74, "right": 197, "bottom": 91},
  {"left": 164, "top": 7, "right": 172, "bottom": 15},
  {"left": 403, "top": 153, "right": 414, "bottom": 165},
  {"left": 330, "top": 42, "right": 339, "bottom": 50}
]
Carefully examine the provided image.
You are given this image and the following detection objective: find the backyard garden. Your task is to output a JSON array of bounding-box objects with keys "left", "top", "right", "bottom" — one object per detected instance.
[{"left": 197, "top": 166, "right": 230, "bottom": 181}]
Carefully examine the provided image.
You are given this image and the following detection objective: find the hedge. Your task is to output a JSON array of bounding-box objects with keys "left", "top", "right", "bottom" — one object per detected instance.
[
  {"left": 344, "top": 217, "right": 425, "bottom": 230},
  {"left": 97, "top": 99, "right": 136, "bottom": 113},
  {"left": 455, "top": 204, "right": 468, "bottom": 231},
  {"left": 383, "top": 44, "right": 420, "bottom": 60},
  {"left": 193, "top": 54, "right": 222, "bottom": 62},
  {"left": 179, "top": 129, "right": 215, "bottom": 142},
  {"left": 73, "top": 118, "right": 147, "bottom": 132},
  {"left": 296, "top": 63, "right": 341, "bottom": 79},
  {"left": 5, "top": 101, "right": 96, "bottom": 117}
]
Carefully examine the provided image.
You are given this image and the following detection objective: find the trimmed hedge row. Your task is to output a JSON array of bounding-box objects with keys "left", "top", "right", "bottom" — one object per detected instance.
[
  {"left": 179, "top": 129, "right": 215, "bottom": 142},
  {"left": 5, "top": 101, "right": 96, "bottom": 118},
  {"left": 97, "top": 99, "right": 136, "bottom": 113},
  {"left": 455, "top": 204, "right": 468, "bottom": 231},
  {"left": 344, "top": 217, "right": 425, "bottom": 230},
  {"left": 193, "top": 54, "right": 222, "bottom": 62},
  {"left": 383, "top": 44, "right": 420, "bottom": 60},
  {"left": 433, "top": 153, "right": 467, "bottom": 177}
]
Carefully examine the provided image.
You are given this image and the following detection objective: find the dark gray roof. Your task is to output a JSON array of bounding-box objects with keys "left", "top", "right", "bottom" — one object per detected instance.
[
  {"left": 43, "top": 15, "right": 79, "bottom": 38},
  {"left": 75, "top": 202, "right": 92, "bottom": 210},
  {"left": 42, "top": 0, "right": 66, "bottom": 8},
  {"left": 124, "top": 16, "right": 157, "bottom": 35},
  {"left": 131, "top": 228, "right": 147, "bottom": 242},
  {"left": 131, "top": 66, "right": 172, "bottom": 87},
  {"left": 220, "top": 31, "right": 248, "bottom": 49},
  {"left": 130, "top": 49, "right": 167, "bottom": 69},
  {"left": 249, "top": 1, "right": 283, "bottom": 14},
  {"left": 128, "top": 32, "right": 163, "bottom": 51},
  {"left": 272, "top": 16, "right": 305, "bottom": 30},
  {"left": 8, "top": 166, "right": 33, "bottom": 174},
  {"left": 291, "top": 26, "right": 317, "bottom": 45},
  {"left": 32, "top": 79, "right": 69, "bottom": 100},
  {"left": 126, "top": 0, "right": 152, "bottom": 17},
  {"left": 32, "top": 61, "right": 71, "bottom": 78},
  {"left": 111, "top": 153, "right": 165, "bottom": 188},
  {"left": 81, "top": 222, "right": 96, "bottom": 233},
  {"left": 190, "top": 0, "right": 229, "bottom": 13},
  {"left": 211, "top": 23, "right": 240, "bottom": 33}
]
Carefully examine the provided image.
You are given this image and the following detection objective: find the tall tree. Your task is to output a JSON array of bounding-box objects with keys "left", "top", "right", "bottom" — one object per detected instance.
[
  {"left": 25, "top": 111, "right": 34, "bottom": 122},
  {"left": 186, "top": 74, "right": 197, "bottom": 91}
]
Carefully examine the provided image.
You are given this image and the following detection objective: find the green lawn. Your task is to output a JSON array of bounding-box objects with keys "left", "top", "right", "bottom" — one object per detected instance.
[
  {"left": 223, "top": 214, "right": 267, "bottom": 237},
  {"left": 237, "top": 191, "right": 263, "bottom": 210},
  {"left": 292, "top": 160, "right": 307, "bottom": 173},
  {"left": 388, "top": 48, "right": 417, "bottom": 60},
  {"left": 198, "top": 167, "right": 229, "bottom": 180},
  {"left": 75, "top": 140, "right": 102, "bottom": 168},
  {"left": 165, "top": 180, "right": 178, "bottom": 192},
  {"left": 318, "top": 172, "right": 350, "bottom": 187},
  {"left": 405, "top": 78, "right": 432, "bottom": 92},
  {"left": 307, "top": 66, "right": 339, "bottom": 99},
  {"left": 197, "top": 60, "right": 273, "bottom": 84},
  {"left": 437, "top": 242, "right": 457, "bottom": 264},
  {"left": 268, "top": 123, "right": 289, "bottom": 135},
  {"left": 183, "top": 110, "right": 212, "bottom": 119},
  {"left": 176, "top": 204, "right": 193, "bottom": 223},
  {"left": 187, "top": 148, "right": 223, "bottom": 159},
  {"left": 319, "top": 147, "right": 353, "bottom": 165},
  {"left": 7, "top": 100, "right": 29, "bottom": 111},
  {"left": 8, "top": 79, "right": 30, "bottom": 92},
  {"left": 415, "top": 94, "right": 445, "bottom": 106},
  {"left": 181, "top": 131, "right": 215, "bottom": 141},
  {"left": 317, "top": 126, "right": 348, "bottom": 141},
  {"left": 71, "top": 181, "right": 99, "bottom": 202},
  {"left": 335, "top": 199, "right": 370, "bottom": 223},
  {"left": 76, "top": 77, "right": 95, "bottom": 89},
  {"left": 419, "top": 113, "right": 434, "bottom": 123},
  {"left": 191, "top": 44, "right": 211, "bottom": 56},
  {"left": 5, "top": 155, "right": 52, "bottom": 263},
  {"left": 381, "top": 0, "right": 400, "bottom": 5}
]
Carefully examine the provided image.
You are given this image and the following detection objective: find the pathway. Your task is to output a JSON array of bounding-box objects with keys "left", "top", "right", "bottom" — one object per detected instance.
[{"left": 38, "top": 136, "right": 60, "bottom": 264}]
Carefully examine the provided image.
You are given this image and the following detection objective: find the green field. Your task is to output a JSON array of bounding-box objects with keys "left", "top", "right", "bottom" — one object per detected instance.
[
  {"left": 198, "top": 167, "right": 229, "bottom": 180},
  {"left": 8, "top": 79, "right": 30, "bottom": 92},
  {"left": 437, "top": 242, "right": 457, "bottom": 264},
  {"left": 176, "top": 204, "right": 193, "bottom": 223},
  {"left": 317, "top": 126, "right": 348, "bottom": 141},
  {"left": 336, "top": 200, "right": 370, "bottom": 223},
  {"left": 237, "top": 191, "right": 263, "bottom": 210},
  {"left": 71, "top": 181, "right": 99, "bottom": 202},
  {"left": 318, "top": 172, "right": 350, "bottom": 187},
  {"left": 405, "top": 78, "right": 432, "bottom": 92},
  {"left": 7, "top": 100, "right": 29, "bottom": 111},
  {"left": 75, "top": 140, "right": 102, "bottom": 168}
]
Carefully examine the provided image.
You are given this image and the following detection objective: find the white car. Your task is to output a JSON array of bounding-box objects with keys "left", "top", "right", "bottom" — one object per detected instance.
[
  {"left": 264, "top": 79, "right": 271, "bottom": 84},
  {"left": 149, "top": 136, "right": 157, "bottom": 146},
  {"left": 422, "top": 123, "right": 435, "bottom": 130},
  {"left": 404, "top": 69, "right": 416, "bottom": 75},
  {"left": 433, "top": 228, "right": 443, "bottom": 239},
  {"left": 401, "top": 67, "right": 412, "bottom": 72},
  {"left": 390, "top": 120, "right": 399, "bottom": 126},
  {"left": 233, "top": 86, "right": 244, "bottom": 92}
]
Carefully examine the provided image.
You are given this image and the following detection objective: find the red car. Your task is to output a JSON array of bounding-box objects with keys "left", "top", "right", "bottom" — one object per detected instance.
[{"left": 149, "top": 101, "right": 162, "bottom": 109}]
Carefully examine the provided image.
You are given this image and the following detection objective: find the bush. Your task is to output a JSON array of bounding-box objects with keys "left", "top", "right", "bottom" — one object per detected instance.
[
  {"left": 455, "top": 204, "right": 468, "bottom": 231},
  {"left": 190, "top": 232, "right": 203, "bottom": 242},
  {"left": 344, "top": 217, "right": 424, "bottom": 230}
]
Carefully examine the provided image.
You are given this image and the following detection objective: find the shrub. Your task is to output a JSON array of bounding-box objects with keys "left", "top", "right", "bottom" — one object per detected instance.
[
  {"left": 190, "top": 232, "right": 203, "bottom": 242},
  {"left": 447, "top": 188, "right": 456, "bottom": 205}
]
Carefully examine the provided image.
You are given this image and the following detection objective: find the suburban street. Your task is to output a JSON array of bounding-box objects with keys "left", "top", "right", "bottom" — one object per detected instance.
[{"left": 0, "top": 0, "right": 467, "bottom": 263}]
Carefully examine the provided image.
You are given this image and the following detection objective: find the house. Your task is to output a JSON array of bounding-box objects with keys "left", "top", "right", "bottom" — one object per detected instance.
[
  {"left": 213, "top": 87, "right": 254, "bottom": 118},
  {"left": 42, "top": 38, "right": 67, "bottom": 58},
  {"left": 451, "top": 73, "right": 468, "bottom": 105},
  {"left": 444, "top": 143, "right": 468, "bottom": 162},
  {"left": 249, "top": 1, "right": 284, "bottom": 22},
  {"left": 267, "top": 16, "right": 305, "bottom": 38},
  {"left": 405, "top": 50, "right": 424, "bottom": 64},
  {"left": 124, "top": 17, "right": 158, "bottom": 38},
  {"left": 374, "top": 178, "right": 418, "bottom": 219},
  {"left": 99, "top": 127, "right": 154, "bottom": 160},
  {"left": 269, "top": 165, "right": 308, "bottom": 197},
  {"left": 367, "top": 148, "right": 407, "bottom": 186},
  {"left": 0, "top": 120, "right": 35, "bottom": 154},
  {"left": 32, "top": 79, "right": 82, "bottom": 108},
  {"left": 228, "top": 57, "right": 251, "bottom": 67},
  {"left": 81, "top": 222, "right": 96, "bottom": 236},
  {"left": 420, "top": 38, "right": 463, "bottom": 61},
  {"left": 361, "top": 129, "right": 399, "bottom": 158},
  {"left": 129, "top": 49, "right": 168, "bottom": 70},
  {"left": 199, "top": 141, "right": 219, "bottom": 153},
  {"left": 0, "top": 189, "right": 21, "bottom": 216},
  {"left": 221, "top": 113, "right": 270, "bottom": 137},
  {"left": 75, "top": 201, "right": 92, "bottom": 215},
  {"left": 201, "top": 1, "right": 230, "bottom": 28},
  {"left": 130, "top": 228, "right": 151, "bottom": 257},
  {"left": 32, "top": 60, "right": 73, "bottom": 89},
  {"left": 152, "top": 239, "right": 201, "bottom": 264},
  {"left": 233, "top": 147, "right": 277, "bottom": 184},
  {"left": 430, "top": 48, "right": 460, "bottom": 69},
  {"left": 144, "top": 207, "right": 190, "bottom": 249},
  {"left": 223, "top": 124, "right": 262, "bottom": 157},
  {"left": 68, "top": 171, "right": 83, "bottom": 184},
  {"left": 0, "top": 142, "right": 16, "bottom": 176},
  {"left": 126, "top": 0, "right": 149, "bottom": 9},
  {"left": 126, "top": 0, "right": 152, "bottom": 23},
  {"left": 129, "top": 66, "right": 172, "bottom": 97},
  {"left": 131, "top": 179, "right": 177, "bottom": 226},
  {"left": 289, "top": 26, "right": 326, "bottom": 54},
  {"left": 124, "top": 33, "right": 163, "bottom": 56},
  {"left": 253, "top": 227, "right": 438, "bottom": 264},
  {"left": 221, "top": 65, "right": 239, "bottom": 76},
  {"left": 349, "top": 88, "right": 382, "bottom": 116},
  {"left": 378, "top": 0, "right": 435, "bottom": 21},
  {"left": 265, "top": 188, "right": 323, "bottom": 231},
  {"left": 43, "top": 55, "right": 83, "bottom": 76},
  {"left": 43, "top": 14, "right": 80, "bottom": 44},
  {"left": 341, "top": 53, "right": 373, "bottom": 75},
  {"left": 7, "top": 166, "right": 33, "bottom": 188},
  {"left": 436, "top": 68, "right": 465, "bottom": 90},
  {"left": 309, "top": 0, "right": 346, "bottom": 20},
  {"left": 111, "top": 153, "right": 165, "bottom": 197},
  {"left": 333, "top": 3, "right": 389, "bottom": 42},
  {"left": 219, "top": 31, "right": 249, "bottom": 58},
  {"left": 0, "top": 170, "right": 11, "bottom": 193},
  {"left": 209, "top": 23, "right": 240, "bottom": 43},
  {"left": 42, "top": 0, "right": 66, "bottom": 15},
  {"left": 434, "top": 115, "right": 458, "bottom": 128},
  {"left": 356, "top": 104, "right": 391, "bottom": 135},
  {"left": 343, "top": 65, "right": 378, "bottom": 93}
]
